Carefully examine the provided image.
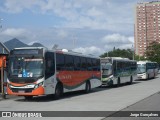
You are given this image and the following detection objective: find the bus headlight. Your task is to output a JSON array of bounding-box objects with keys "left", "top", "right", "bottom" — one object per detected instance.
[
  {"left": 8, "top": 84, "right": 14, "bottom": 89},
  {"left": 34, "top": 82, "right": 43, "bottom": 89},
  {"left": 8, "top": 84, "right": 11, "bottom": 89}
]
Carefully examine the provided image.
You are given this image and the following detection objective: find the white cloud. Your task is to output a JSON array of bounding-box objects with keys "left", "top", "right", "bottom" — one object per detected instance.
[
  {"left": 1, "top": 28, "right": 27, "bottom": 37},
  {"left": 73, "top": 46, "right": 104, "bottom": 56},
  {"left": 102, "top": 33, "right": 133, "bottom": 44},
  {"left": 28, "top": 41, "right": 38, "bottom": 45},
  {"left": 1, "top": 0, "right": 43, "bottom": 13},
  {"left": 0, "top": 0, "right": 136, "bottom": 32},
  {"left": 0, "top": 27, "right": 134, "bottom": 56},
  {"left": 0, "top": 28, "right": 38, "bottom": 44},
  {"left": 102, "top": 33, "right": 134, "bottom": 50},
  {"left": 128, "top": 36, "right": 134, "bottom": 43},
  {"left": 87, "top": 7, "right": 104, "bottom": 17},
  {"left": 56, "top": 30, "right": 69, "bottom": 39}
]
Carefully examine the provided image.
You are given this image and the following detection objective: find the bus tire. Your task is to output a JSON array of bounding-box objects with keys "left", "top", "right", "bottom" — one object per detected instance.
[
  {"left": 24, "top": 96, "right": 33, "bottom": 100},
  {"left": 154, "top": 73, "right": 156, "bottom": 79},
  {"left": 147, "top": 74, "right": 149, "bottom": 80},
  {"left": 129, "top": 76, "right": 133, "bottom": 85},
  {"left": 85, "top": 81, "right": 91, "bottom": 93},
  {"left": 117, "top": 77, "right": 121, "bottom": 87},
  {"left": 108, "top": 80, "right": 113, "bottom": 87},
  {"left": 54, "top": 83, "right": 63, "bottom": 99}
]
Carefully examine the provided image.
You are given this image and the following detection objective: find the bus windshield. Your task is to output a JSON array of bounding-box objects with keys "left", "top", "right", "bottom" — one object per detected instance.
[
  {"left": 101, "top": 63, "right": 112, "bottom": 78},
  {"left": 9, "top": 56, "right": 44, "bottom": 78},
  {"left": 137, "top": 64, "right": 146, "bottom": 74}
]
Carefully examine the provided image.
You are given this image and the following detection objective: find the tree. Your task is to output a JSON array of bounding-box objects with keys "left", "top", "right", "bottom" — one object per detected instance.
[
  {"left": 100, "top": 48, "right": 134, "bottom": 60},
  {"left": 145, "top": 41, "right": 160, "bottom": 64},
  {"left": 134, "top": 54, "right": 146, "bottom": 61}
]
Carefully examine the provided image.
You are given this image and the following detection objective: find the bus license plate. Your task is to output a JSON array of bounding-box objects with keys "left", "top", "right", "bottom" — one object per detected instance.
[{"left": 18, "top": 90, "right": 25, "bottom": 93}]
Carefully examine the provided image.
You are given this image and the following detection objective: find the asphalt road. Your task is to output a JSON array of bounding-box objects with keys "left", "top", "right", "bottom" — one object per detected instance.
[{"left": 0, "top": 74, "right": 160, "bottom": 120}]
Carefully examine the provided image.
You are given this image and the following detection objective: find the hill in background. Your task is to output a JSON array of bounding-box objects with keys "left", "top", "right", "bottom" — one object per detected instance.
[{"left": 3, "top": 38, "right": 45, "bottom": 50}]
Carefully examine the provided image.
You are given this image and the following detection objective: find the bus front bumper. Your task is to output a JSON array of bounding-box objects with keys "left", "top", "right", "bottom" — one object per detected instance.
[
  {"left": 7, "top": 86, "right": 45, "bottom": 96},
  {"left": 137, "top": 73, "right": 147, "bottom": 79}
]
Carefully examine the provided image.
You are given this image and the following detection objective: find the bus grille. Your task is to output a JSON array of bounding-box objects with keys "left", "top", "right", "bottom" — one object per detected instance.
[{"left": 11, "top": 88, "right": 34, "bottom": 93}]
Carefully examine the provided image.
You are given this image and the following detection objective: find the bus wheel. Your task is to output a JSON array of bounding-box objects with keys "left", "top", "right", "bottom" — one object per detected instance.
[
  {"left": 24, "top": 96, "right": 33, "bottom": 100},
  {"left": 147, "top": 74, "right": 149, "bottom": 80},
  {"left": 108, "top": 80, "right": 113, "bottom": 87},
  {"left": 55, "top": 84, "right": 63, "bottom": 99},
  {"left": 129, "top": 76, "right": 133, "bottom": 85},
  {"left": 117, "top": 77, "right": 121, "bottom": 87},
  {"left": 85, "top": 81, "right": 91, "bottom": 93}
]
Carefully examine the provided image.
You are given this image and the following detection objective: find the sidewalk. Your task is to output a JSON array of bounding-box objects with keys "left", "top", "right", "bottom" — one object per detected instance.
[{"left": 103, "top": 91, "right": 160, "bottom": 120}]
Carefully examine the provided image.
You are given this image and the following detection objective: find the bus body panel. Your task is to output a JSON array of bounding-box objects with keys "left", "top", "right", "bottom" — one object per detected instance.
[
  {"left": 0, "top": 54, "right": 8, "bottom": 95},
  {"left": 153, "top": 62, "right": 159, "bottom": 76},
  {"left": 7, "top": 77, "right": 45, "bottom": 96},
  {"left": 44, "top": 75, "right": 56, "bottom": 95}
]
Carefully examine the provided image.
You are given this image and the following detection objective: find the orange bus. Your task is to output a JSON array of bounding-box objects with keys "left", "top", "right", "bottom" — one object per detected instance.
[
  {"left": 0, "top": 54, "right": 7, "bottom": 68},
  {"left": 7, "top": 47, "right": 101, "bottom": 100},
  {"left": 0, "top": 54, "right": 8, "bottom": 95}
]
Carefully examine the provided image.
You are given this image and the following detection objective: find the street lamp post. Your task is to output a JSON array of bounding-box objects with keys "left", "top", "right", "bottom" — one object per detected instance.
[
  {"left": 0, "top": 18, "right": 3, "bottom": 28},
  {"left": 132, "top": 45, "right": 134, "bottom": 60},
  {"left": 0, "top": 18, "right": 6, "bottom": 99}
]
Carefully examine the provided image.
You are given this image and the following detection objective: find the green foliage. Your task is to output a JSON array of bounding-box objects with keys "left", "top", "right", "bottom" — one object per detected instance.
[
  {"left": 100, "top": 48, "right": 134, "bottom": 60},
  {"left": 145, "top": 41, "right": 160, "bottom": 64},
  {"left": 134, "top": 55, "right": 146, "bottom": 61}
]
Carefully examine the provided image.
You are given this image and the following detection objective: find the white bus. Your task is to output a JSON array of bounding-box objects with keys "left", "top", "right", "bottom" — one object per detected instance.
[
  {"left": 101, "top": 57, "right": 137, "bottom": 86},
  {"left": 7, "top": 47, "right": 102, "bottom": 100},
  {"left": 137, "top": 61, "right": 158, "bottom": 80}
]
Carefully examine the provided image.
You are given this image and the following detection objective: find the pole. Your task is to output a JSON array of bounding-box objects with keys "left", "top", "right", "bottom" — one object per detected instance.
[
  {"left": 132, "top": 44, "right": 134, "bottom": 60},
  {"left": 133, "top": 50, "right": 134, "bottom": 60},
  {"left": 0, "top": 18, "right": 3, "bottom": 29}
]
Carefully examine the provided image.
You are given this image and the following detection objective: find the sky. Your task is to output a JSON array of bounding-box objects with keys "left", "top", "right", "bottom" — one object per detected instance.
[{"left": 0, "top": 0, "right": 149, "bottom": 56}]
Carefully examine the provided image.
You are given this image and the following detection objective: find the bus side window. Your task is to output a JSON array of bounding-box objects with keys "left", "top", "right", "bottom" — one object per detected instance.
[
  {"left": 74, "top": 56, "right": 81, "bottom": 70},
  {"left": 56, "top": 53, "right": 65, "bottom": 71},
  {"left": 87, "top": 58, "right": 92, "bottom": 71},
  {"left": 146, "top": 63, "right": 150, "bottom": 69},
  {"left": 113, "top": 60, "right": 117, "bottom": 75},
  {"left": 96, "top": 59, "right": 100, "bottom": 71},
  {"left": 65, "top": 55, "right": 74, "bottom": 71},
  {"left": 92, "top": 59, "right": 97, "bottom": 71},
  {"left": 116, "top": 61, "right": 121, "bottom": 73},
  {"left": 92, "top": 59, "right": 100, "bottom": 71},
  {"left": 81, "top": 57, "right": 87, "bottom": 71},
  {"left": 45, "top": 52, "right": 55, "bottom": 79}
]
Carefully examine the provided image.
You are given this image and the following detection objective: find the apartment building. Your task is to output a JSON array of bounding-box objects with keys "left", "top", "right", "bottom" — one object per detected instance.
[{"left": 134, "top": 1, "right": 160, "bottom": 56}]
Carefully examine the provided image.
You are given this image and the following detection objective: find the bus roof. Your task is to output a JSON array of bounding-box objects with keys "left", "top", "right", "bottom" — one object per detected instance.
[
  {"left": 13, "top": 47, "right": 46, "bottom": 50},
  {"left": 101, "top": 57, "right": 136, "bottom": 62},
  {"left": 55, "top": 49, "right": 99, "bottom": 59},
  {"left": 12, "top": 47, "right": 99, "bottom": 59},
  {"left": 137, "top": 61, "right": 155, "bottom": 64},
  {"left": 105, "top": 57, "right": 129, "bottom": 60}
]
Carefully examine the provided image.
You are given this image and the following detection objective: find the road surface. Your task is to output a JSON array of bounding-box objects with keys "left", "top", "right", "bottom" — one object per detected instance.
[{"left": 0, "top": 74, "right": 160, "bottom": 120}]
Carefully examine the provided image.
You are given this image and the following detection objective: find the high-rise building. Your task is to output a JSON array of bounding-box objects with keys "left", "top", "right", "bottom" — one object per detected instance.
[{"left": 134, "top": 1, "right": 160, "bottom": 56}]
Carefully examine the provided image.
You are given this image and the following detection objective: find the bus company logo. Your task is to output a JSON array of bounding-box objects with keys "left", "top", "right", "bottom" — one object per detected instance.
[
  {"left": 1, "top": 112, "right": 42, "bottom": 117},
  {"left": 2, "top": 112, "right": 11, "bottom": 117}
]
